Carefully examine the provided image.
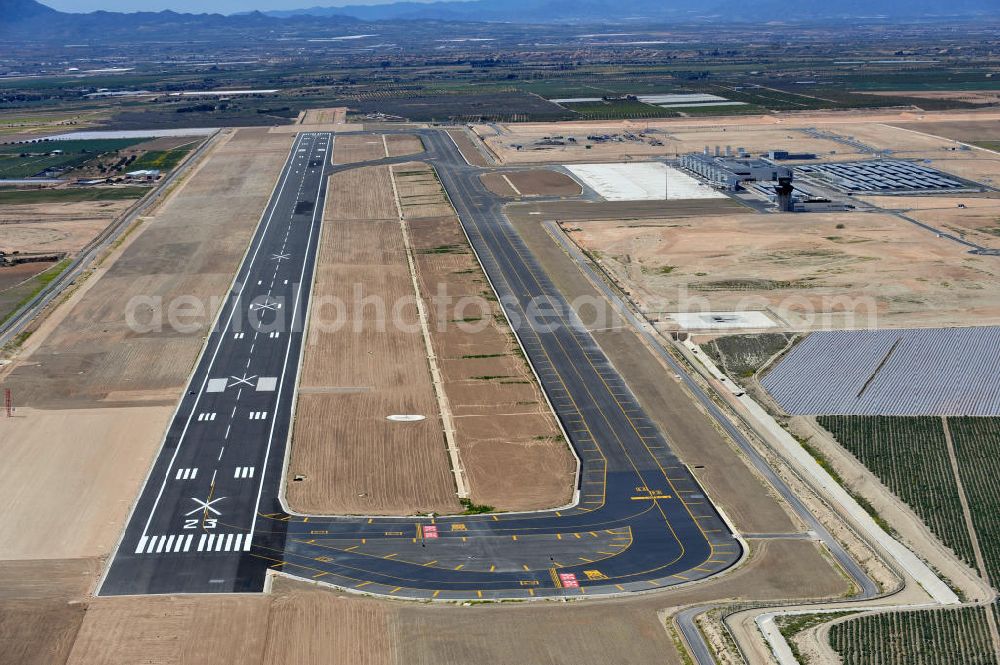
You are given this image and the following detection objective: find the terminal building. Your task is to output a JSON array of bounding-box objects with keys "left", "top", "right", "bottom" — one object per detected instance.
[{"left": 678, "top": 151, "right": 792, "bottom": 191}]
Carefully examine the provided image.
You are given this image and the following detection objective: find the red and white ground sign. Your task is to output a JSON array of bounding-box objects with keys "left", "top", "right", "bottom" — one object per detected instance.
[
  {"left": 422, "top": 525, "right": 439, "bottom": 539},
  {"left": 559, "top": 573, "right": 579, "bottom": 588}
]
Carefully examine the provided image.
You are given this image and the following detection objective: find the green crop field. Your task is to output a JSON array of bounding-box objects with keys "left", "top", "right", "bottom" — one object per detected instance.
[
  {"left": 817, "top": 415, "right": 976, "bottom": 568},
  {"left": 560, "top": 101, "right": 679, "bottom": 120},
  {"left": 829, "top": 606, "right": 997, "bottom": 665},
  {"left": 950, "top": 418, "right": 1000, "bottom": 589},
  {"left": 0, "top": 186, "right": 148, "bottom": 204},
  {"left": 701, "top": 332, "right": 794, "bottom": 378},
  {"left": 129, "top": 145, "right": 194, "bottom": 171}
]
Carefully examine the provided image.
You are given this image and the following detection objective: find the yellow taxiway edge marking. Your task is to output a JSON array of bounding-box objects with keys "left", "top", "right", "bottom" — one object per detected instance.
[
  {"left": 477, "top": 590, "right": 483, "bottom": 598},
  {"left": 303, "top": 517, "right": 309, "bottom": 523},
  {"left": 357, "top": 581, "right": 371, "bottom": 588},
  {"left": 579, "top": 557, "right": 594, "bottom": 563},
  {"left": 345, "top": 545, "right": 359, "bottom": 552},
  {"left": 490, "top": 565, "right": 496, "bottom": 572},
  {"left": 556, "top": 533, "right": 563, "bottom": 540},
  {"left": 528, "top": 588, "right": 535, "bottom": 596},
  {"left": 367, "top": 518, "right": 373, "bottom": 524},
  {"left": 422, "top": 560, "right": 438, "bottom": 567},
  {"left": 390, "top": 587, "right": 402, "bottom": 594},
  {"left": 573, "top": 533, "right": 581, "bottom": 539},
  {"left": 432, "top": 590, "right": 440, "bottom": 598},
  {"left": 522, "top": 564, "right": 530, "bottom": 571},
  {"left": 672, "top": 574, "right": 689, "bottom": 581},
  {"left": 615, "top": 584, "right": 625, "bottom": 591},
  {"left": 383, "top": 553, "right": 397, "bottom": 559},
  {"left": 454, "top": 564, "right": 464, "bottom": 571},
  {"left": 491, "top": 515, "right": 499, "bottom": 521},
  {"left": 512, "top": 535, "right": 518, "bottom": 541},
  {"left": 313, "top": 572, "right": 328, "bottom": 578}
]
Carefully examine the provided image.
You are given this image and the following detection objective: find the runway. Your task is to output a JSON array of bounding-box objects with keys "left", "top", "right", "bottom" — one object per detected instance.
[{"left": 101, "top": 128, "right": 742, "bottom": 598}]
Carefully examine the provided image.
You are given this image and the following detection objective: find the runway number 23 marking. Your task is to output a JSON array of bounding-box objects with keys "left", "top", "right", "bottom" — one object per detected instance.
[{"left": 185, "top": 518, "right": 218, "bottom": 529}]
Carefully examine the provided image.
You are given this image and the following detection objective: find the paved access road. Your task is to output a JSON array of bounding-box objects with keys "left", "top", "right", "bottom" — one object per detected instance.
[{"left": 101, "top": 128, "right": 741, "bottom": 598}]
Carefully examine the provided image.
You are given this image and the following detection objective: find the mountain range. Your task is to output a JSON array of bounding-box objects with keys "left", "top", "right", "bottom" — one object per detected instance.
[{"left": 1, "top": 0, "right": 996, "bottom": 41}]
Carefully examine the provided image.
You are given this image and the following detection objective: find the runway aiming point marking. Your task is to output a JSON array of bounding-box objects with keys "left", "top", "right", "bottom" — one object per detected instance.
[{"left": 422, "top": 525, "right": 439, "bottom": 539}]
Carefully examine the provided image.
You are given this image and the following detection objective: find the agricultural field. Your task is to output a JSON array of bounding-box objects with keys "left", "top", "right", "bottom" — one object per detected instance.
[
  {"left": 829, "top": 606, "right": 997, "bottom": 665},
  {"left": 816, "top": 416, "right": 976, "bottom": 569},
  {"left": 0, "top": 138, "right": 144, "bottom": 178},
  {"left": 128, "top": 145, "right": 194, "bottom": 171},
  {"left": 699, "top": 332, "right": 794, "bottom": 379},
  {"left": 0, "top": 186, "right": 147, "bottom": 204},
  {"left": 558, "top": 100, "right": 679, "bottom": 120},
  {"left": 950, "top": 418, "right": 1000, "bottom": 589}
]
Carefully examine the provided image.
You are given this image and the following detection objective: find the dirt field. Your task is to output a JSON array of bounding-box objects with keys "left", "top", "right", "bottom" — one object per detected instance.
[
  {"left": 480, "top": 169, "right": 583, "bottom": 198},
  {"left": 859, "top": 194, "right": 1000, "bottom": 250},
  {"left": 385, "top": 134, "right": 424, "bottom": 158},
  {"left": 889, "top": 119, "right": 1000, "bottom": 144},
  {"left": 446, "top": 128, "right": 491, "bottom": 167},
  {"left": 0, "top": 201, "right": 131, "bottom": 254},
  {"left": 332, "top": 134, "right": 424, "bottom": 164},
  {"left": 392, "top": 162, "right": 454, "bottom": 218},
  {"left": 565, "top": 211, "right": 1000, "bottom": 331},
  {"left": 300, "top": 107, "right": 348, "bottom": 125},
  {"left": 11, "top": 534, "right": 846, "bottom": 665},
  {"left": 407, "top": 212, "right": 574, "bottom": 510},
  {"left": 333, "top": 134, "right": 388, "bottom": 164},
  {"left": 0, "top": 260, "right": 54, "bottom": 290},
  {"left": 288, "top": 164, "right": 460, "bottom": 515}
]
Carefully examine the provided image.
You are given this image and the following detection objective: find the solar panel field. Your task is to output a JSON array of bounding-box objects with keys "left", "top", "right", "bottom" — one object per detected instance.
[
  {"left": 762, "top": 328, "right": 1000, "bottom": 416},
  {"left": 817, "top": 415, "right": 976, "bottom": 568},
  {"left": 829, "top": 605, "right": 997, "bottom": 665}
]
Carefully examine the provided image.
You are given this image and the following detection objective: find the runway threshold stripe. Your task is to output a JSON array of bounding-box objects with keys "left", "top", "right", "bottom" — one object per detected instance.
[{"left": 135, "top": 536, "right": 148, "bottom": 554}]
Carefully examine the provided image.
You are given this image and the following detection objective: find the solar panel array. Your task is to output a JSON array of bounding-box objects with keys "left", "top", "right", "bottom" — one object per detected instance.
[
  {"left": 761, "top": 327, "right": 1000, "bottom": 416},
  {"left": 796, "top": 159, "right": 972, "bottom": 193}
]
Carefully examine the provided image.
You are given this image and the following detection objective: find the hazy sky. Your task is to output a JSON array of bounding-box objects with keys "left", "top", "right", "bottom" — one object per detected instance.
[{"left": 44, "top": 0, "right": 414, "bottom": 12}]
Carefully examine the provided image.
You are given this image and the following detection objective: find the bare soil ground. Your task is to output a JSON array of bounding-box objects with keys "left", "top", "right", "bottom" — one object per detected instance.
[
  {"left": 301, "top": 107, "right": 348, "bottom": 125},
  {"left": 26, "top": 537, "right": 846, "bottom": 665},
  {"left": 0, "top": 406, "right": 173, "bottom": 561},
  {"left": 0, "top": 202, "right": 130, "bottom": 254},
  {"left": 384, "top": 134, "right": 424, "bottom": 158},
  {"left": 333, "top": 134, "right": 389, "bottom": 164},
  {"left": 858, "top": 194, "right": 1000, "bottom": 250},
  {"left": 481, "top": 169, "right": 583, "bottom": 198},
  {"left": 507, "top": 198, "right": 748, "bottom": 223},
  {"left": 867, "top": 90, "right": 1000, "bottom": 105},
  {"left": 446, "top": 128, "right": 491, "bottom": 167},
  {"left": 325, "top": 166, "right": 398, "bottom": 220},
  {"left": 4, "top": 128, "right": 293, "bottom": 409},
  {"left": 566, "top": 211, "right": 1000, "bottom": 330},
  {"left": 888, "top": 120, "right": 1000, "bottom": 143},
  {"left": 407, "top": 212, "right": 574, "bottom": 510},
  {"left": 391, "top": 162, "right": 454, "bottom": 218},
  {"left": 0, "top": 260, "right": 53, "bottom": 292},
  {"left": 480, "top": 172, "right": 517, "bottom": 197},
  {"left": 287, "top": 164, "right": 460, "bottom": 515}
]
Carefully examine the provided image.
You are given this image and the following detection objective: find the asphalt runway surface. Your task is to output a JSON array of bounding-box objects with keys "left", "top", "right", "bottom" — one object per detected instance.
[{"left": 101, "top": 128, "right": 742, "bottom": 599}]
